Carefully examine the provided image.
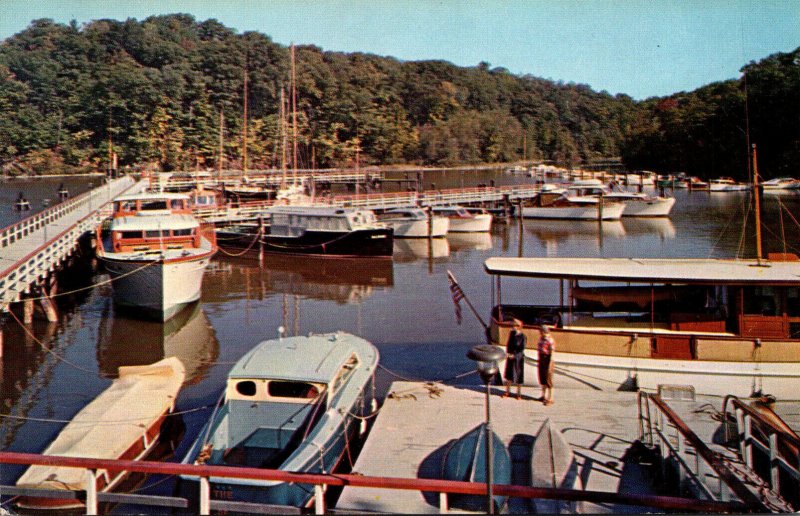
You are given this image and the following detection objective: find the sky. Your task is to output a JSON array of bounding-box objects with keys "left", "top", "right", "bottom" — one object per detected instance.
[{"left": 0, "top": 0, "right": 798, "bottom": 100}]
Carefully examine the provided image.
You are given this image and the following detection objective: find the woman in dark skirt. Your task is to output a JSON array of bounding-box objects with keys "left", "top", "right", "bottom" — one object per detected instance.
[
  {"left": 537, "top": 325, "right": 556, "bottom": 405},
  {"left": 503, "top": 319, "right": 526, "bottom": 399}
]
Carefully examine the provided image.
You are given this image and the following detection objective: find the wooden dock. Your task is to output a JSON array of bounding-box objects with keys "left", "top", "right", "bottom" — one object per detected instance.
[{"left": 337, "top": 382, "right": 659, "bottom": 514}]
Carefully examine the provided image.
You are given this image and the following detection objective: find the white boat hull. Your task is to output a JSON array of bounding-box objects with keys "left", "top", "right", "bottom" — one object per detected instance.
[
  {"left": 710, "top": 183, "right": 749, "bottom": 192},
  {"left": 620, "top": 197, "right": 675, "bottom": 217},
  {"left": 101, "top": 252, "right": 212, "bottom": 321},
  {"left": 504, "top": 348, "right": 800, "bottom": 400},
  {"left": 521, "top": 202, "right": 625, "bottom": 220},
  {"left": 387, "top": 216, "right": 449, "bottom": 238},
  {"left": 447, "top": 213, "right": 493, "bottom": 232}
]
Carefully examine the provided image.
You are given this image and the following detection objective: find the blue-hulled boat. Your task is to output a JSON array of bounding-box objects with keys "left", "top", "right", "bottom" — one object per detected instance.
[
  {"left": 441, "top": 422, "right": 511, "bottom": 512},
  {"left": 178, "top": 332, "right": 379, "bottom": 509}
]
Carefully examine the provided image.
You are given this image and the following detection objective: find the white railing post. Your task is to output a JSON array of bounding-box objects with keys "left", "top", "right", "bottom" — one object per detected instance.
[
  {"left": 314, "top": 484, "right": 325, "bottom": 514},
  {"left": 439, "top": 491, "right": 449, "bottom": 513},
  {"left": 85, "top": 469, "right": 98, "bottom": 515},
  {"left": 199, "top": 476, "right": 211, "bottom": 515},
  {"left": 769, "top": 432, "right": 780, "bottom": 490}
]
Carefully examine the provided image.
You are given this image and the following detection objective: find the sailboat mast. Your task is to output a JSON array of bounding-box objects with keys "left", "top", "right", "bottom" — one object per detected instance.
[
  {"left": 242, "top": 61, "right": 248, "bottom": 175},
  {"left": 280, "top": 88, "right": 287, "bottom": 190},
  {"left": 291, "top": 43, "right": 298, "bottom": 185},
  {"left": 752, "top": 143, "right": 763, "bottom": 262},
  {"left": 218, "top": 109, "right": 224, "bottom": 180}
]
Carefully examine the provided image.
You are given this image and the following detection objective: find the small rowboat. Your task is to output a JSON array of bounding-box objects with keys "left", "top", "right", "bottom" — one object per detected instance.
[
  {"left": 530, "top": 418, "right": 583, "bottom": 514},
  {"left": 15, "top": 358, "right": 185, "bottom": 510},
  {"left": 441, "top": 422, "right": 511, "bottom": 512}
]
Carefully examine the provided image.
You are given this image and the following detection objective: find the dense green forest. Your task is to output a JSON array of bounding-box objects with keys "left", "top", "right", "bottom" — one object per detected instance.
[{"left": 0, "top": 14, "right": 797, "bottom": 179}]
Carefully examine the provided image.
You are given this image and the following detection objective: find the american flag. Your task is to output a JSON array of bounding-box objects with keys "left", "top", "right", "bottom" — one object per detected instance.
[{"left": 447, "top": 271, "right": 465, "bottom": 324}]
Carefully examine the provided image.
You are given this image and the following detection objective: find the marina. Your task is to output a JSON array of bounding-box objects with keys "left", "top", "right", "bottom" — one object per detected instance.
[{"left": 1, "top": 168, "right": 800, "bottom": 514}]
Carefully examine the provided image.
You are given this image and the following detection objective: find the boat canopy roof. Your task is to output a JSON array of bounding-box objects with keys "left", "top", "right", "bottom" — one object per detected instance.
[
  {"left": 111, "top": 213, "right": 199, "bottom": 231},
  {"left": 114, "top": 192, "right": 190, "bottom": 201},
  {"left": 484, "top": 257, "right": 800, "bottom": 285},
  {"left": 229, "top": 332, "right": 373, "bottom": 384}
]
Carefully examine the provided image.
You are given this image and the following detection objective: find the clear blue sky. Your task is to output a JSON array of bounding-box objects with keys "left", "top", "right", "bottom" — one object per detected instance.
[{"left": 1, "top": 0, "right": 798, "bottom": 100}]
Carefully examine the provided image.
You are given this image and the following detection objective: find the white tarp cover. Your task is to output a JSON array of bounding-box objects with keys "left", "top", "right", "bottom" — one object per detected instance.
[{"left": 16, "top": 357, "right": 185, "bottom": 491}]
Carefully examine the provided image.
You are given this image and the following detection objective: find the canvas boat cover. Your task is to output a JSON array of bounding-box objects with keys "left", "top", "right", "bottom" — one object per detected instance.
[{"left": 16, "top": 357, "right": 185, "bottom": 491}]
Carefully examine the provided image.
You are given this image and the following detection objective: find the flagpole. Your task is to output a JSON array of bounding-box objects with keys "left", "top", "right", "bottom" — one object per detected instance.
[{"left": 447, "top": 270, "right": 488, "bottom": 329}]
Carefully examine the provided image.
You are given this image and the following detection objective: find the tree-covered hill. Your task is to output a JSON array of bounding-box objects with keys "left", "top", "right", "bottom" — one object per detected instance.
[{"left": 1, "top": 14, "right": 797, "bottom": 180}]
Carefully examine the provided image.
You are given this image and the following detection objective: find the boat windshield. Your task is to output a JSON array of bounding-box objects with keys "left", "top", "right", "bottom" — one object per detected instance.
[{"left": 227, "top": 378, "right": 326, "bottom": 403}]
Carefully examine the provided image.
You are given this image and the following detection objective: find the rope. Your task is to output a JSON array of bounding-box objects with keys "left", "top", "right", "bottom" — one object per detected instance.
[
  {"left": 706, "top": 196, "right": 747, "bottom": 258},
  {"left": 736, "top": 197, "right": 753, "bottom": 260},
  {"left": 215, "top": 226, "right": 263, "bottom": 257},
  {"left": 0, "top": 404, "right": 214, "bottom": 425}
]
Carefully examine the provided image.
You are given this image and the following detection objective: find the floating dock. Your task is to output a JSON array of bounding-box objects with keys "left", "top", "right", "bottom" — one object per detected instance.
[{"left": 337, "top": 381, "right": 799, "bottom": 513}]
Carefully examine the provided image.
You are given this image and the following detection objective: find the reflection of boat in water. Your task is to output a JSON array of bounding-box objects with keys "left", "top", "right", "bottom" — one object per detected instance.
[
  {"left": 97, "top": 303, "right": 219, "bottom": 385},
  {"left": 621, "top": 218, "right": 676, "bottom": 239},
  {"left": 526, "top": 220, "right": 626, "bottom": 241},
  {"left": 393, "top": 237, "right": 450, "bottom": 262},
  {"left": 209, "top": 254, "right": 394, "bottom": 304},
  {"left": 15, "top": 358, "right": 185, "bottom": 510},
  {"left": 446, "top": 232, "right": 493, "bottom": 251}
]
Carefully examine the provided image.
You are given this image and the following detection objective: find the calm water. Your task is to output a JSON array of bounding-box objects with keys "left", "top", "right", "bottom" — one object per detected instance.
[{"left": 1, "top": 171, "right": 799, "bottom": 509}]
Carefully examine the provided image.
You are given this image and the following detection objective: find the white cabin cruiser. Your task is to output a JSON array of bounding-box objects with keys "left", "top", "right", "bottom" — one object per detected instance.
[
  {"left": 431, "top": 205, "right": 493, "bottom": 232},
  {"left": 379, "top": 208, "right": 449, "bottom": 238}
]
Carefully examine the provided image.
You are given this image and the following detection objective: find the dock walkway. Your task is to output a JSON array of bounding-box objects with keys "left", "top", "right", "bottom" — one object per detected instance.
[{"left": 337, "top": 382, "right": 658, "bottom": 514}]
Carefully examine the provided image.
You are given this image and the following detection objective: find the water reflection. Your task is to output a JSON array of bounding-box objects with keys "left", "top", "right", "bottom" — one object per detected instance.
[
  {"left": 97, "top": 303, "right": 219, "bottom": 385},
  {"left": 206, "top": 254, "right": 394, "bottom": 304},
  {"left": 447, "top": 232, "right": 493, "bottom": 251},
  {"left": 393, "top": 238, "right": 450, "bottom": 262},
  {"left": 621, "top": 218, "right": 676, "bottom": 239}
]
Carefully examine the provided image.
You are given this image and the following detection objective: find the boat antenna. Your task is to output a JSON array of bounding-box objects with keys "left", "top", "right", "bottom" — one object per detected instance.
[
  {"left": 291, "top": 42, "right": 299, "bottom": 186},
  {"left": 752, "top": 143, "right": 763, "bottom": 264}
]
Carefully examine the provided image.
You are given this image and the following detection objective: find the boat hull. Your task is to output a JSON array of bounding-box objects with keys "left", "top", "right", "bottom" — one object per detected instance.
[
  {"left": 100, "top": 252, "right": 213, "bottom": 321},
  {"left": 619, "top": 197, "right": 675, "bottom": 217},
  {"left": 447, "top": 213, "right": 493, "bottom": 232},
  {"left": 500, "top": 347, "right": 800, "bottom": 399},
  {"left": 218, "top": 228, "right": 394, "bottom": 258},
  {"left": 387, "top": 217, "right": 449, "bottom": 238},
  {"left": 521, "top": 202, "right": 625, "bottom": 220}
]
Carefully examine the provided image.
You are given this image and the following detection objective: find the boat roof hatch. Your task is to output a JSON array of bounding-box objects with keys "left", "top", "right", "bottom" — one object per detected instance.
[{"left": 484, "top": 257, "right": 800, "bottom": 285}]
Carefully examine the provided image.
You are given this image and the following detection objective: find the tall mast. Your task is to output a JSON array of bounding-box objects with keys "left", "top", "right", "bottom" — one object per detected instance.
[
  {"left": 752, "top": 143, "right": 763, "bottom": 263},
  {"left": 242, "top": 60, "right": 248, "bottom": 176},
  {"left": 218, "top": 109, "right": 224, "bottom": 180},
  {"left": 280, "top": 87, "right": 287, "bottom": 189},
  {"left": 291, "top": 43, "right": 298, "bottom": 185}
]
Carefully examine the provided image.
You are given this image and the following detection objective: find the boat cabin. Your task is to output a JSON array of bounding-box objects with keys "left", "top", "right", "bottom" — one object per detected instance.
[
  {"left": 106, "top": 193, "right": 206, "bottom": 253},
  {"left": 485, "top": 255, "right": 800, "bottom": 361},
  {"left": 267, "top": 205, "right": 382, "bottom": 237},
  {"left": 215, "top": 338, "right": 362, "bottom": 468}
]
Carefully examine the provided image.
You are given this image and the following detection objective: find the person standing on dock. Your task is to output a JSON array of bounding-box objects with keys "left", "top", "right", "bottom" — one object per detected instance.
[
  {"left": 537, "top": 325, "right": 556, "bottom": 405},
  {"left": 503, "top": 318, "right": 526, "bottom": 399}
]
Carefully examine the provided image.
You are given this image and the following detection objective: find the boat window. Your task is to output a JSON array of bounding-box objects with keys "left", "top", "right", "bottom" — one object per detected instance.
[
  {"left": 116, "top": 201, "right": 137, "bottom": 212},
  {"left": 267, "top": 381, "right": 320, "bottom": 399},
  {"left": 140, "top": 200, "right": 169, "bottom": 210},
  {"left": 235, "top": 380, "right": 257, "bottom": 396},
  {"left": 743, "top": 286, "right": 782, "bottom": 316},
  {"left": 173, "top": 228, "right": 192, "bottom": 237},
  {"left": 170, "top": 199, "right": 184, "bottom": 209},
  {"left": 120, "top": 231, "right": 143, "bottom": 239},
  {"left": 145, "top": 230, "right": 163, "bottom": 238}
]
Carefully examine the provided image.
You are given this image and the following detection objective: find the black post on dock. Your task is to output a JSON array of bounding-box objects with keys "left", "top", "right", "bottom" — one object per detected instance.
[
  {"left": 426, "top": 205, "right": 433, "bottom": 239},
  {"left": 502, "top": 194, "right": 511, "bottom": 223}
]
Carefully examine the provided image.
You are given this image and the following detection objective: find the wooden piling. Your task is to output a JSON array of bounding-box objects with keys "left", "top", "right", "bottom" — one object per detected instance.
[{"left": 23, "top": 298, "right": 34, "bottom": 324}]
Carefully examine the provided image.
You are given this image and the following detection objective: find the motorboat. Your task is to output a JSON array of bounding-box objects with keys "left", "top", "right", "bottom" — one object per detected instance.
[
  {"left": 215, "top": 205, "right": 393, "bottom": 258},
  {"left": 431, "top": 205, "right": 493, "bottom": 232},
  {"left": 567, "top": 180, "right": 675, "bottom": 217},
  {"left": 378, "top": 208, "right": 449, "bottom": 238},
  {"left": 484, "top": 255, "right": 800, "bottom": 399},
  {"left": 15, "top": 358, "right": 185, "bottom": 510},
  {"left": 521, "top": 186, "right": 626, "bottom": 220},
  {"left": 441, "top": 422, "right": 511, "bottom": 512},
  {"left": 709, "top": 177, "right": 750, "bottom": 192},
  {"left": 761, "top": 177, "right": 800, "bottom": 191},
  {"left": 96, "top": 193, "right": 217, "bottom": 321},
  {"left": 687, "top": 177, "right": 709, "bottom": 190},
  {"left": 178, "top": 332, "right": 379, "bottom": 509}
]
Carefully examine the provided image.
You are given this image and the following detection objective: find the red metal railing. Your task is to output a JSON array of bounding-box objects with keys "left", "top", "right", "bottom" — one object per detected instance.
[{"left": 0, "top": 450, "right": 746, "bottom": 515}]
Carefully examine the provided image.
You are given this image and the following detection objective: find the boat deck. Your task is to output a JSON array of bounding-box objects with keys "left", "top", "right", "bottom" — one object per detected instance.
[{"left": 337, "top": 381, "right": 661, "bottom": 514}]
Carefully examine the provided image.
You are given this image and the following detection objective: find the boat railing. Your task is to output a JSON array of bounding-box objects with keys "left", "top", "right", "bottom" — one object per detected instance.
[
  {"left": 721, "top": 395, "right": 800, "bottom": 507},
  {"left": 0, "top": 450, "right": 746, "bottom": 515},
  {"left": 637, "top": 391, "right": 779, "bottom": 512}
]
